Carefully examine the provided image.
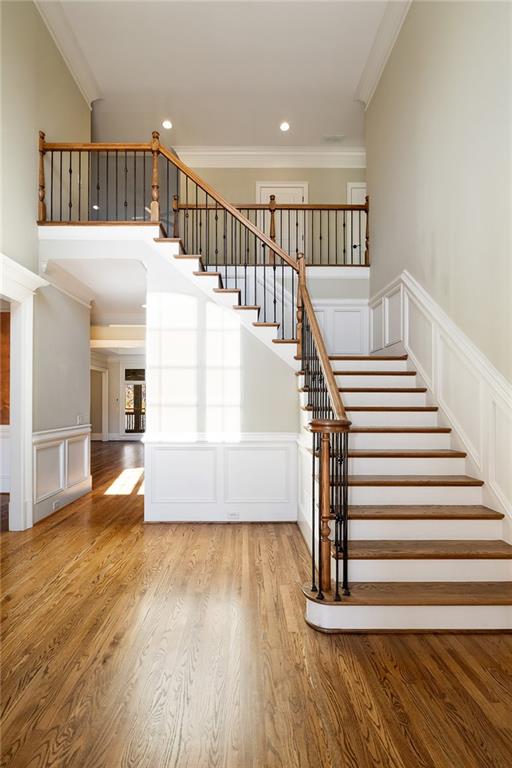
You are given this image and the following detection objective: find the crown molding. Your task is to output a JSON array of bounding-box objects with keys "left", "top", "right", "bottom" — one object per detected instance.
[
  {"left": 34, "top": 1, "right": 101, "bottom": 107},
  {"left": 173, "top": 146, "right": 366, "bottom": 169},
  {"left": 355, "top": 0, "right": 411, "bottom": 110}
]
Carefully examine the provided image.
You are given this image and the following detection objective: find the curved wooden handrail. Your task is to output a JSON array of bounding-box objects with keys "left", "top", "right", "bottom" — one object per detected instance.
[
  {"left": 297, "top": 254, "right": 349, "bottom": 424},
  {"left": 158, "top": 144, "right": 299, "bottom": 272}
]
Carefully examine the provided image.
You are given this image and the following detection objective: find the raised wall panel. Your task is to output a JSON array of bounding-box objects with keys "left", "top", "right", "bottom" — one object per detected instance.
[
  {"left": 384, "top": 286, "right": 402, "bottom": 346},
  {"left": 151, "top": 446, "right": 217, "bottom": 503},
  {"left": 370, "top": 301, "right": 384, "bottom": 351},
  {"left": 34, "top": 441, "right": 65, "bottom": 502},
  {"left": 67, "top": 435, "right": 88, "bottom": 487},
  {"left": 225, "top": 446, "right": 290, "bottom": 503},
  {"left": 438, "top": 333, "right": 481, "bottom": 464},
  {"left": 0, "top": 427, "right": 9, "bottom": 492},
  {"left": 332, "top": 309, "right": 365, "bottom": 354},
  {"left": 407, "top": 295, "right": 433, "bottom": 384}
]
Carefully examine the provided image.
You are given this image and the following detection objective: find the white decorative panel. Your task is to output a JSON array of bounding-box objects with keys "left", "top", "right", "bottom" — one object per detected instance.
[
  {"left": 438, "top": 335, "right": 481, "bottom": 463},
  {"left": 0, "top": 428, "right": 9, "bottom": 492},
  {"left": 491, "top": 400, "right": 512, "bottom": 506},
  {"left": 370, "top": 301, "right": 384, "bottom": 351},
  {"left": 407, "top": 296, "right": 433, "bottom": 382},
  {"left": 225, "top": 446, "right": 289, "bottom": 503},
  {"left": 385, "top": 287, "right": 402, "bottom": 346},
  {"left": 67, "top": 436, "right": 88, "bottom": 487},
  {"left": 332, "top": 309, "right": 364, "bottom": 354},
  {"left": 152, "top": 446, "right": 217, "bottom": 502},
  {"left": 35, "top": 441, "right": 65, "bottom": 502}
]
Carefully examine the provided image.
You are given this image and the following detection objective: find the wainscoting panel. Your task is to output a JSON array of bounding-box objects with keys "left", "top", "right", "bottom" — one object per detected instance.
[
  {"left": 32, "top": 425, "right": 92, "bottom": 523},
  {"left": 145, "top": 434, "right": 297, "bottom": 522},
  {"left": 0, "top": 426, "right": 10, "bottom": 493},
  {"left": 313, "top": 300, "right": 369, "bottom": 356},
  {"left": 370, "top": 271, "right": 512, "bottom": 534}
]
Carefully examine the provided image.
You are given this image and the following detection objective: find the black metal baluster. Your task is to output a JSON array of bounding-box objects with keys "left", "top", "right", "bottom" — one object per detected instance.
[
  {"left": 124, "top": 150, "right": 128, "bottom": 221},
  {"left": 311, "top": 427, "right": 317, "bottom": 592},
  {"left": 88, "top": 151, "right": 91, "bottom": 220},
  {"left": 96, "top": 151, "right": 100, "bottom": 219},
  {"left": 215, "top": 201, "right": 219, "bottom": 269},
  {"left": 133, "top": 151, "right": 137, "bottom": 221},
  {"left": 343, "top": 211, "right": 346, "bottom": 264},
  {"left": 359, "top": 211, "right": 362, "bottom": 264},
  {"left": 50, "top": 152, "right": 54, "bottom": 221},
  {"left": 78, "top": 152, "right": 81, "bottom": 221},
  {"left": 106, "top": 151, "right": 109, "bottom": 221},
  {"left": 67, "top": 151, "right": 72, "bottom": 221},
  {"left": 351, "top": 210, "right": 354, "bottom": 265},
  {"left": 115, "top": 151, "right": 119, "bottom": 220},
  {"left": 195, "top": 185, "right": 199, "bottom": 257},
  {"left": 143, "top": 152, "right": 146, "bottom": 221},
  {"left": 59, "top": 151, "right": 63, "bottom": 220},
  {"left": 223, "top": 209, "right": 227, "bottom": 283},
  {"left": 166, "top": 159, "right": 170, "bottom": 232}
]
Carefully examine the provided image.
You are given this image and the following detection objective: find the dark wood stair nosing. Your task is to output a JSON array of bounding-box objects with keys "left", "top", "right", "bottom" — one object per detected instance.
[
  {"left": 302, "top": 581, "right": 512, "bottom": 606},
  {"left": 339, "top": 475, "right": 484, "bottom": 487},
  {"left": 331, "top": 539, "right": 512, "bottom": 560}
]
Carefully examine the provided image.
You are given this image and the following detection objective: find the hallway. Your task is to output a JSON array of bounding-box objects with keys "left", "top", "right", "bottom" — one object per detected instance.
[{"left": 1, "top": 443, "right": 511, "bottom": 767}]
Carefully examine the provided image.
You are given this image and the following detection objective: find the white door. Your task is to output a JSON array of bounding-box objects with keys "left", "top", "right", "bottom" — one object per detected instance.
[
  {"left": 346, "top": 182, "right": 367, "bottom": 265},
  {"left": 256, "top": 182, "right": 308, "bottom": 258}
]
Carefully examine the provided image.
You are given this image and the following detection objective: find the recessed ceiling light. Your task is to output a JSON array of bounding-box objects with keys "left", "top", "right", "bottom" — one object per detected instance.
[
  {"left": 162, "top": 120, "right": 173, "bottom": 130},
  {"left": 92, "top": 204, "right": 100, "bottom": 210},
  {"left": 280, "top": 121, "right": 290, "bottom": 132},
  {"left": 141, "top": 304, "right": 146, "bottom": 309}
]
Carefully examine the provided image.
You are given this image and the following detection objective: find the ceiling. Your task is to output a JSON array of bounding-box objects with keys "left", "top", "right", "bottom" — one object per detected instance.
[
  {"left": 50, "top": 258, "right": 146, "bottom": 326},
  {"left": 44, "top": 1, "right": 389, "bottom": 147}
]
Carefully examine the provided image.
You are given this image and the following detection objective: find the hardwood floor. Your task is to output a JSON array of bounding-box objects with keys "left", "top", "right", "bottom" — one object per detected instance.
[{"left": 1, "top": 442, "right": 512, "bottom": 767}]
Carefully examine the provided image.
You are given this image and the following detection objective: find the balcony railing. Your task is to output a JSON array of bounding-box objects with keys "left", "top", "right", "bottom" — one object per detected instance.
[{"left": 125, "top": 411, "right": 146, "bottom": 433}]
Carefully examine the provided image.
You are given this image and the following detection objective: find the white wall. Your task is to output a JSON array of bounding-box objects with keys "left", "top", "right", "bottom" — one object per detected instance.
[
  {"left": 0, "top": 1, "right": 91, "bottom": 273},
  {"left": 366, "top": 1, "right": 512, "bottom": 382}
]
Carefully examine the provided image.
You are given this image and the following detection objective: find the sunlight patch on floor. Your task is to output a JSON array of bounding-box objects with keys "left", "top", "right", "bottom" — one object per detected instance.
[{"left": 104, "top": 467, "right": 144, "bottom": 495}]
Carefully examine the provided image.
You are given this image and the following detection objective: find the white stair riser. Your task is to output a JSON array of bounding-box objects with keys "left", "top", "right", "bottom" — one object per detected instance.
[
  {"left": 335, "top": 374, "right": 418, "bottom": 388},
  {"left": 348, "top": 456, "right": 466, "bottom": 475},
  {"left": 328, "top": 359, "right": 408, "bottom": 372},
  {"left": 347, "top": 411, "right": 438, "bottom": 427},
  {"left": 306, "top": 601, "right": 512, "bottom": 631},
  {"left": 347, "top": 518, "right": 503, "bottom": 540},
  {"left": 342, "top": 391, "right": 427, "bottom": 407},
  {"left": 349, "top": 432, "right": 452, "bottom": 450},
  {"left": 348, "top": 485, "right": 483, "bottom": 505},
  {"left": 214, "top": 292, "right": 241, "bottom": 308},
  {"left": 340, "top": 558, "right": 512, "bottom": 582},
  {"left": 169, "top": 258, "right": 202, "bottom": 276},
  {"left": 192, "top": 275, "right": 220, "bottom": 291}
]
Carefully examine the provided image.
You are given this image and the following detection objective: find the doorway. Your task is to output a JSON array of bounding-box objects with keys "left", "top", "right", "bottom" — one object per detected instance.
[{"left": 256, "top": 181, "right": 308, "bottom": 258}]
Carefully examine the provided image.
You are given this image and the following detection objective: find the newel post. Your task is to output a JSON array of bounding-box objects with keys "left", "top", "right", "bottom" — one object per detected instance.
[
  {"left": 150, "top": 131, "right": 160, "bottom": 223},
  {"left": 38, "top": 131, "right": 47, "bottom": 222},
  {"left": 364, "top": 195, "right": 369, "bottom": 265}
]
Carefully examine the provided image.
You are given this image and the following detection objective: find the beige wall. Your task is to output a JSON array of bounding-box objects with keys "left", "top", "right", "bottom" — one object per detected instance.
[
  {"left": 192, "top": 167, "right": 366, "bottom": 203},
  {"left": 0, "top": 1, "right": 91, "bottom": 273},
  {"left": 33, "top": 286, "right": 90, "bottom": 432},
  {"left": 366, "top": 1, "right": 512, "bottom": 381}
]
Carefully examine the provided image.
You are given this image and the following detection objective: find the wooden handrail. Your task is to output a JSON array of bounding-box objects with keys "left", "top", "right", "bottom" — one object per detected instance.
[
  {"left": 297, "top": 254, "right": 349, "bottom": 424},
  {"left": 158, "top": 144, "right": 298, "bottom": 272},
  {"left": 42, "top": 141, "right": 152, "bottom": 151},
  {"left": 176, "top": 202, "right": 368, "bottom": 212}
]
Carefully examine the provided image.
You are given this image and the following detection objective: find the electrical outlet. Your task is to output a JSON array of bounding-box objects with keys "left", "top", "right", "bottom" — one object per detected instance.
[
  {"left": 76, "top": 414, "right": 82, "bottom": 425},
  {"left": 52, "top": 500, "right": 60, "bottom": 512},
  {"left": 227, "top": 510, "right": 239, "bottom": 521}
]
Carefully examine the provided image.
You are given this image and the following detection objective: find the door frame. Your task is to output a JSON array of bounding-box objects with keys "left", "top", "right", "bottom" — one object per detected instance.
[
  {"left": 90, "top": 365, "right": 108, "bottom": 442},
  {"left": 255, "top": 181, "right": 309, "bottom": 204},
  {"left": 119, "top": 359, "right": 146, "bottom": 440}
]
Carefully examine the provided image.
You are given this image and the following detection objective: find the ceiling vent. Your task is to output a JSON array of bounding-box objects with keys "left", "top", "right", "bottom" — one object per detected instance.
[{"left": 322, "top": 135, "right": 345, "bottom": 144}]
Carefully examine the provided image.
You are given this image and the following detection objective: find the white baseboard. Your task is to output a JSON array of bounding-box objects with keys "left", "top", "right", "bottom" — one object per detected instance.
[
  {"left": 108, "top": 433, "right": 144, "bottom": 442},
  {"left": 369, "top": 270, "right": 512, "bottom": 537},
  {"left": 145, "top": 433, "right": 298, "bottom": 522},
  {"left": 32, "top": 425, "right": 91, "bottom": 522}
]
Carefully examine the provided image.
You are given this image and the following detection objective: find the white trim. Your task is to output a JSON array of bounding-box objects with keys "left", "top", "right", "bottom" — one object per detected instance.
[
  {"left": 91, "top": 340, "right": 145, "bottom": 350},
  {"left": 0, "top": 425, "right": 9, "bottom": 493},
  {"left": 41, "top": 279, "right": 92, "bottom": 309},
  {"left": 33, "top": 424, "right": 91, "bottom": 444},
  {"left": 108, "top": 433, "right": 144, "bottom": 442},
  {"left": 173, "top": 146, "right": 366, "bottom": 169},
  {"left": 34, "top": 1, "right": 100, "bottom": 107},
  {"left": 0, "top": 254, "right": 48, "bottom": 302},
  {"left": 143, "top": 431, "right": 299, "bottom": 444},
  {"left": 355, "top": 1, "right": 412, "bottom": 109}
]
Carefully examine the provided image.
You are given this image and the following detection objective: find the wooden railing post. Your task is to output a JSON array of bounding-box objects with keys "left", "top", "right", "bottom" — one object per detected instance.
[
  {"left": 318, "top": 430, "right": 332, "bottom": 596},
  {"left": 150, "top": 131, "right": 160, "bottom": 223},
  {"left": 172, "top": 194, "right": 179, "bottom": 237},
  {"left": 38, "top": 131, "right": 47, "bottom": 222},
  {"left": 364, "top": 195, "right": 369, "bottom": 265}
]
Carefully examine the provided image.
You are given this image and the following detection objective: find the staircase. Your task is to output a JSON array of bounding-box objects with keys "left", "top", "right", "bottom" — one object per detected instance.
[
  {"left": 299, "top": 353, "right": 512, "bottom": 631},
  {"left": 37, "top": 130, "right": 512, "bottom": 632}
]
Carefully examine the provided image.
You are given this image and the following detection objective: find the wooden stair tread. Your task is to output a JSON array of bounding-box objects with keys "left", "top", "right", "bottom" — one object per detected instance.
[
  {"left": 233, "top": 305, "right": 260, "bottom": 310},
  {"left": 345, "top": 406, "right": 438, "bottom": 412},
  {"left": 332, "top": 540, "right": 512, "bottom": 559},
  {"left": 347, "top": 505, "right": 504, "bottom": 520},
  {"left": 302, "top": 581, "right": 512, "bottom": 605},
  {"left": 328, "top": 355, "right": 408, "bottom": 361},
  {"left": 193, "top": 270, "right": 221, "bottom": 277},
  {"left": 339, "top": 387, "right": 427, "bottom": 393},
  {"left": 349, "top": 426, "right": 451, "bottom": 433},
  {"left": 213, "top": 288, "right": 240, "bottom": 293},
  {"left": 332, "top": 370, "right": 416, "bottom": 376},
  {"left": 342, "top": 475, "right": 484, "bottom": 487},
  {"left": 253, "top": 322, "right": 280, "bottom": 327},
  {"left": 272, "top": 338, "right": 298, "bottom": 344},
  {"left": 348, "top": 449, "right": 466, "bottom": 458}
]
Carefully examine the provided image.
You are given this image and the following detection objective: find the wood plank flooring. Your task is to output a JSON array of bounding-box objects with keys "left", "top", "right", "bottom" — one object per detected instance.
[{"left": 1, "top": 442, "right": 512, "bottom": 768}]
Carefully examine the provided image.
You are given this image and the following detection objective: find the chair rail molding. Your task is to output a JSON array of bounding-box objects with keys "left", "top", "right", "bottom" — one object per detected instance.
[{"left": 370, "top": 270, "right": 512, "bottom": 530}]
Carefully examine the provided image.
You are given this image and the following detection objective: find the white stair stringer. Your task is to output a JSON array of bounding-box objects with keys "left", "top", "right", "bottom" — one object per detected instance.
[{"left": 152, "top": 239, "right": 299, "bottom": 369}]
